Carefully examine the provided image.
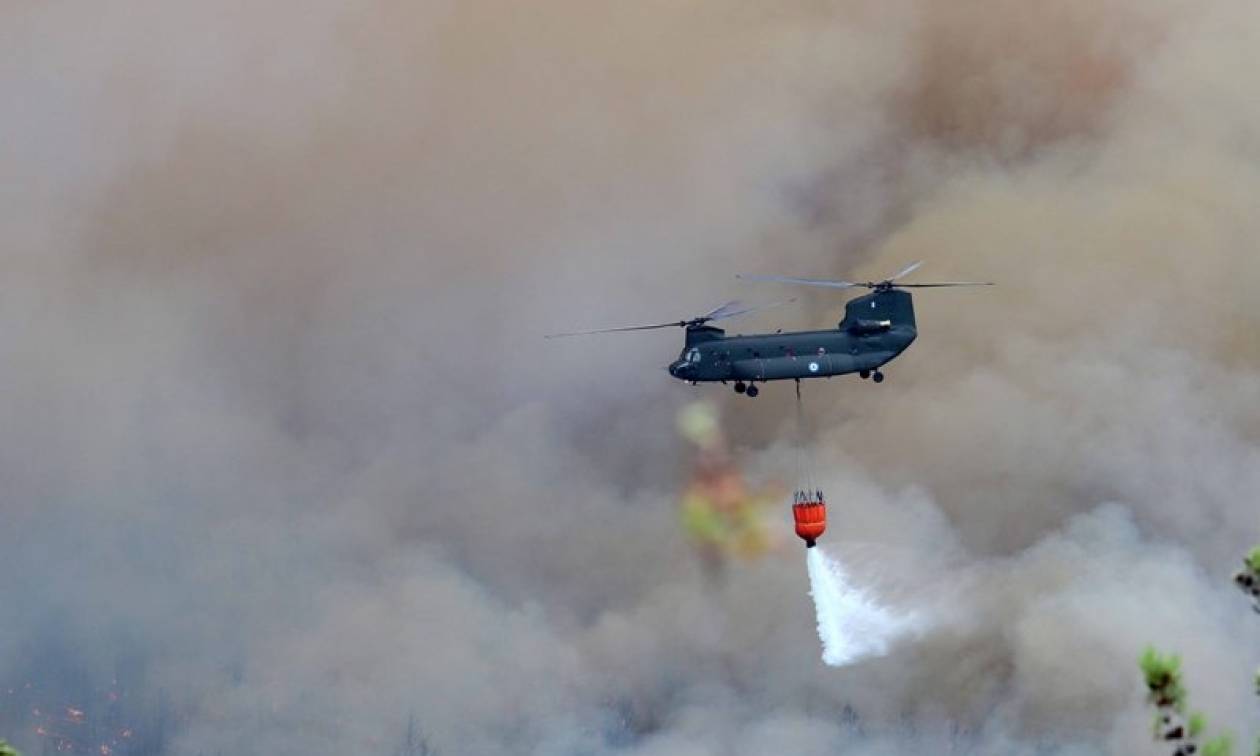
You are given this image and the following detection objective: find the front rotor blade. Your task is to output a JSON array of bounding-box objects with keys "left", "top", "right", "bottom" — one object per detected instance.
[
  {"left": 895, "top": 281, "right": 994, "bottom": 288},
  {"left": 544, "top": 321, "right": 685, "bottom": 338},
  {"left": 888, "top": 260, "right": 924, "bottom": 281},
  {"left": 702, "top": 300, "right": 745, "bottom": 320},
  {"left": 736, "top": 274, "right": 859, "bottom": 289},
  {"left": 707, "top": 298, "right": 797, "bottom": 321}
]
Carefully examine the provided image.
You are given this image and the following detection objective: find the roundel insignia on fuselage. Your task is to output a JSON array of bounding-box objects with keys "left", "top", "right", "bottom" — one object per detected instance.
[{"left": 809, "top": 362, "right": 819, "bottom": 372}]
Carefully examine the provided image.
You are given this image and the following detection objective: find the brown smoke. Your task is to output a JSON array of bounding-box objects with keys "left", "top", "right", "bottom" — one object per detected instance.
[{"left": 3, "top": 0, "right": 1260, "bottom": 753}]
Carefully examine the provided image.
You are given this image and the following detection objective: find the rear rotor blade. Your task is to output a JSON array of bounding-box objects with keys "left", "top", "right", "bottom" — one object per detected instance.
[
  {"left": 544, "top": 321, "right": 685, "bottom": 338},
  {"left": 736, "top": 274, "right": 859, "bottom": 290},
  {"left": 888, "top": 260, "right": 924, "bottom": 281},
  {"left": 895, "top": 281, "right": 994, "bottom": 288}
]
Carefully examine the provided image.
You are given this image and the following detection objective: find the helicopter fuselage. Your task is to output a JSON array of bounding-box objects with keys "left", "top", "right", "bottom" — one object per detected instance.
[
  {"left": 547, "top": 267, "right": 988, "bottom": 392},
  {"left": 668, "top": 289, "right": 917, "bottom": 385},
  {"left": 667, "top": 324, "right": 916, "bottom": 383}
]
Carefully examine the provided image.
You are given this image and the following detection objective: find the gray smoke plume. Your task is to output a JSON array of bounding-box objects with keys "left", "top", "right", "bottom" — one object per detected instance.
[{"left": 4, "top": 0, "right": 1260, "bottom": 754}]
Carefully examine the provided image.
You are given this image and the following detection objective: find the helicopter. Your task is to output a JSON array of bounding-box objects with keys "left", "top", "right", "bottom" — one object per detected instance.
[{"left": 546, "top": 262, "right": 991, "bottom": 397}]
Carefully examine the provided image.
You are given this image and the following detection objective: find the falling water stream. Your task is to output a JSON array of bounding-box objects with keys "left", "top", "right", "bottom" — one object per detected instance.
[{"left": 806, "top": 546, "right": 918, "bottom": 667}]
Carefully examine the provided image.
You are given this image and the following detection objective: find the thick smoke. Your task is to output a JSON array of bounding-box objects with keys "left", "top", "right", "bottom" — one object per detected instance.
[{"left": 4, "top": 0, "right": 1260, "bottom": 753}]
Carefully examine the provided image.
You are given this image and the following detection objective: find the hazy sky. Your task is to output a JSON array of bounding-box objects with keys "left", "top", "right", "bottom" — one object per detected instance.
[{"left": 4, "top": 1, "right": 1260, "bottom": 753}]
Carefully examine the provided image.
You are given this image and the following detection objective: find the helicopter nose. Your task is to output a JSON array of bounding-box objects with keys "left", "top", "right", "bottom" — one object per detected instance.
[{"left": 667, "top": 360, "right": 687, "bottom": 378}]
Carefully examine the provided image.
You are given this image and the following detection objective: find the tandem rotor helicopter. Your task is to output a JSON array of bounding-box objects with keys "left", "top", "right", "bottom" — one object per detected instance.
[{"left": 546, "top": 262, "right": 992, "bottom": 397}]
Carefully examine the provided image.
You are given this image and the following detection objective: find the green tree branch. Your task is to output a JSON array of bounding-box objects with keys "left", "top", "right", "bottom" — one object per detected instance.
[{"left": 1140, "top": 545, "right": 1260, "bottom": 756}]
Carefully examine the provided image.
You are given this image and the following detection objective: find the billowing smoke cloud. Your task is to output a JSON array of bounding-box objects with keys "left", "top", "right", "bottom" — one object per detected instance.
[{"left": 3, "top": 0, "right": 1260, "bottom": 753}]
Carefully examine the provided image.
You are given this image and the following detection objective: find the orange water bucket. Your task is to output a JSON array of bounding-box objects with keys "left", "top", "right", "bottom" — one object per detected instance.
[{"left": 792, "top": 498, "right": 826, "bottom": 548}]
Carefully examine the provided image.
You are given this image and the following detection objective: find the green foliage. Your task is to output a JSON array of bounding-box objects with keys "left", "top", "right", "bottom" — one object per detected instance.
[
  {"left": 0, "top": 740, "right": 20, "bottom": 756},
  {"left": 1245, "top": 547, "right": 1260, "bottom": 576},
  {"left": 1142, "top": 546, "right": 1260, "bottom": 756},
  {"left": 1140, "top": 647, "right": 1181, "bottom": 683},
  {"left": 1141, "top": 646, "right": 1187, "bottom": 711},
  {"left": 1202, "top": 733, "right": 1234, "bottom": 756},
  {"left": 1190, "top": 711, "right": 1208, "bottom": 738}
]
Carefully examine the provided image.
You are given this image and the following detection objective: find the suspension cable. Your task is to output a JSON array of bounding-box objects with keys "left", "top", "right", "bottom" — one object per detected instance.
[{"left": 795, "top": 379, "right": 815, "bottom": 498}]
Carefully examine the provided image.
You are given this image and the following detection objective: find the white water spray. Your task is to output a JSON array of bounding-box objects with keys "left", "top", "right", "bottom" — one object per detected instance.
[{"left": 806, "top": 546, "right": 918, "bottom": 667}]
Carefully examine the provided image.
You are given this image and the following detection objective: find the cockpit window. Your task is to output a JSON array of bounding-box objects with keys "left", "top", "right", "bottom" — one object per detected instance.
[{"left": 686, "top": 348, "right": 701, "bottom": 364}]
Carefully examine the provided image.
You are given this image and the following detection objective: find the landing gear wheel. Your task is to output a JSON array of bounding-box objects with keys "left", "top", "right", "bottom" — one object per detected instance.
[
  {"left": 745, "top": 384, "right": 760, "bottom": 398},
  {"left": 872, "top": 371, "right": 884, "bottom": 384},
  {"left": 859, "top": 370, "right": 871, "bottom": 380},
  {"left": 733, "top": 381, "right": 746, "bottom": 394}
]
